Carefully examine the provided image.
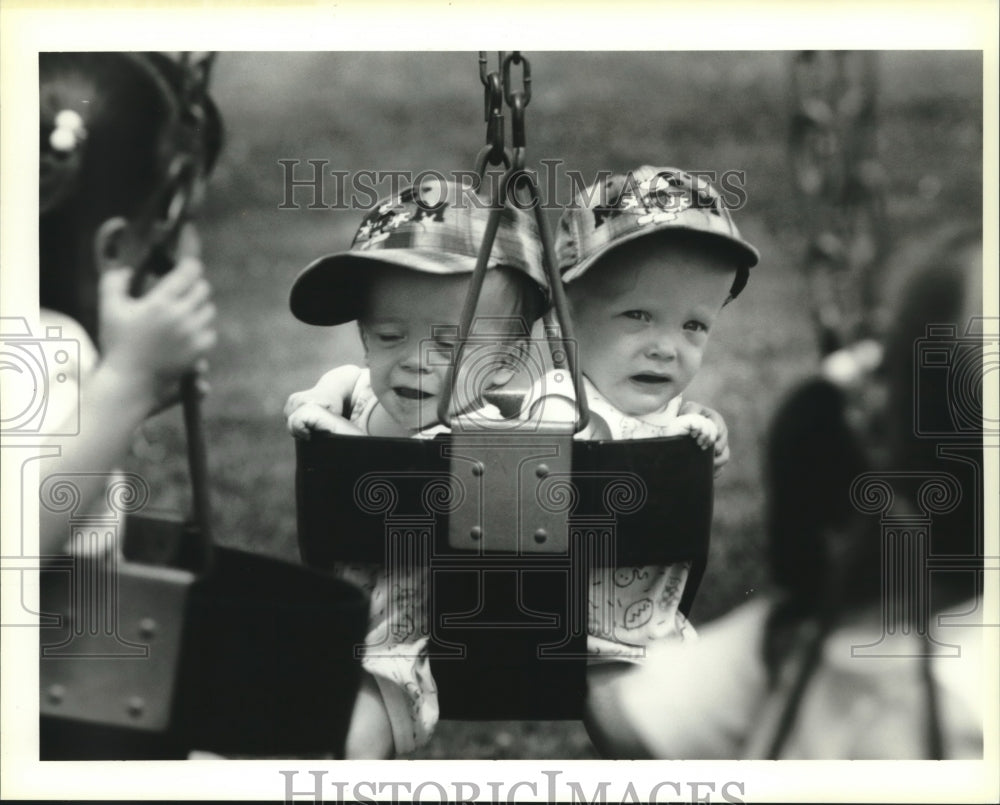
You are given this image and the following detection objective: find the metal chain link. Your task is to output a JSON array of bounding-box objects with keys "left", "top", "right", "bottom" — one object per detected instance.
[
  {"left": 474, "top": 52, "right": 512, "bottom": 182},
  {"left": 789, "top": 51, "right": 889, "bottom": 356}
]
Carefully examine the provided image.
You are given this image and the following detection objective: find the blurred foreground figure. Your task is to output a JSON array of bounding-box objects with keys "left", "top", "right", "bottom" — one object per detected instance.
[
  {"left": 595, "top": 228, "right": 986, "bottom": 759},
  {"left": 37, "top": 52, "right": 220, "bottom": 553}
]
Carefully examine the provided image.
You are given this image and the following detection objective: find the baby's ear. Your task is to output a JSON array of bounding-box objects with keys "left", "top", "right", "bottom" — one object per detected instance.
[{"left": 93, "top": 216, "right": 142, "bottom": 272}]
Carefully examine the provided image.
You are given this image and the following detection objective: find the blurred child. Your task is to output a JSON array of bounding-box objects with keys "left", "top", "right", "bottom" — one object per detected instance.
[
  {"left": 592, "top": 227, "right": 984, "bottom": 759},
  {"left": 522, "top": 166, "right": 759, "bottom": 746},
  {"left": 285, "top": 180, "right": 548, "bottom": 756},
  {"left": 37, "top": 52, "right": 220, "bottom": 554}
]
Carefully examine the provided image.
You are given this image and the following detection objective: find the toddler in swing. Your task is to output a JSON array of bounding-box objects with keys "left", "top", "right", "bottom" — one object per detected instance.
[
  {"left": 35, "top": 52, "right": 220, "bottom": 555},
  {"left": 285, "top": 179, "right": 548, "bottom": 757},
  {"left": 521, "top": 166, "right": 758, "bottom": 748}
]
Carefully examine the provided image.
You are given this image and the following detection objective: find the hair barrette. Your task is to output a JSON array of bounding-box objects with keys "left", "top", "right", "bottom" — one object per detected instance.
[
  {"left": 821, "top": 338, "right": 883, "bottom": 388},
  {"left": 49, "top": 109, "right": 87, "bottom": 153}
]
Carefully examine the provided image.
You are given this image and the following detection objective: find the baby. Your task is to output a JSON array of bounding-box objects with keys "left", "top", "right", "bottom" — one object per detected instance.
[
  {"left": 285, "top": 180, "right": 548, "bottom": 757},
  {"left": 526, "top": 166, "right": 759, "bottom": 748}
]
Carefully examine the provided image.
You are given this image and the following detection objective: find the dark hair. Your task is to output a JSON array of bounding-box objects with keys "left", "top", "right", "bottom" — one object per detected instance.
[
  {"left": 39, "top": 52, "right": 221, "bottom": 345},
  {"left": 880, "top": 228, "right": 983, "bottom": 607},
  {"left": 765, "top": 378, "right": 874, "bottom": 614},
  {"left": 883, "top": 229, "right": 982, "bottom": 477}
]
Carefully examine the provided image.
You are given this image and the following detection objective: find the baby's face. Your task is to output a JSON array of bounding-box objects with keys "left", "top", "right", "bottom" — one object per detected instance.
[
  {"left": 360, "top": 267, "right": 523, "bottom": 433},
  {"left": 569, "top": 240, "right": 735, "bottom": 417}
]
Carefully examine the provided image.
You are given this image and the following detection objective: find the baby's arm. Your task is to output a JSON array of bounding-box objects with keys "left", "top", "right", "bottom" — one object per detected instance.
[
  {"left": 677, "top": 401, "right": 729, "bottom": 476},
  {"left": 285, "top": 365, "right": 365, "bottom": 438}
]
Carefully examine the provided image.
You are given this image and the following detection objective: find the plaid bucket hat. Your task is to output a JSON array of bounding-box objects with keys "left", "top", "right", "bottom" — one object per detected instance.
[
  {"left": 290, "top": 180, "right": 548, "bottom": 325},
  {"left": 556, "top": 165, "right": 760, "bottom": 298}
]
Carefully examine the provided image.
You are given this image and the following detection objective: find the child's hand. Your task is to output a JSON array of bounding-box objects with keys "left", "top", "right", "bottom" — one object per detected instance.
[
  {"left": 98, "top": 257, "right": 217, "bottom": 411},
  {"left": 674, "top": 413, "right": 718, "bottom": 448},
  {"left": 677, "top": 402, "right": 730, "bottom": 477},
  {"left": 287, "top": 400, "right": 364, "bottom": 438}
]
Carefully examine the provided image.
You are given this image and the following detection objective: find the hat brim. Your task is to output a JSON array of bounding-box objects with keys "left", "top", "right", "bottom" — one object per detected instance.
[
  {"left": 289, "top": 248, "right": 481, "bottom": 326},
  {"left": 561, "top": 226, "right": 760, "bottom": 285}
]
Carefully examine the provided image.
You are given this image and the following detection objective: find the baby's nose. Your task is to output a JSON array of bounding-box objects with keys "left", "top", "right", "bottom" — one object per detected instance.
[
  {"left": 646, "top": 333, "right": 677, "bottom": 360},
  {"left": 399, "top": 347, "right": 430, "bottom": 373}
]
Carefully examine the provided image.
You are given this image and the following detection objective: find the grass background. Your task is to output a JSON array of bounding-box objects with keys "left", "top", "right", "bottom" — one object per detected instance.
[{"left": 126, "top": 51, "right": 982, "bottom": 758}]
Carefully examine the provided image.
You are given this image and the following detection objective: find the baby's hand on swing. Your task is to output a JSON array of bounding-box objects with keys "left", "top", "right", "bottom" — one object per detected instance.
[
  {"left": 284, "top": 366, "right": 361, "bottom": 420},
  {"left": 674, "top": 413, "right": 718, "bottom": 448},
  {"left": 287, "top": 401, "right": 362, "bottom": 438},
  {"left": 677, "top": 401, "right": 729, "bottom": 476}
]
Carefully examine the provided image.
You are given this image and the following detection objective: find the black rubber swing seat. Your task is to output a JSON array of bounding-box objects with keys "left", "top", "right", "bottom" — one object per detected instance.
[
  {"left": 40, "top": 541, "right": 368, "bottom": 759},
  {"left": 296, "top": 428, "right": 714, "bottom": 721}
]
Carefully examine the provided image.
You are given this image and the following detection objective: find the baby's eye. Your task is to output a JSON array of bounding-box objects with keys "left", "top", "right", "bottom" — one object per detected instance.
[
  {"left": 622, "top": 310, "right": 651, "bottom": 323},
  {"left": 376, "top": 332, "right": 404, "bottom": 344},
  {"left": 683, "top": 320, "right": 709, "bottom": 333}
]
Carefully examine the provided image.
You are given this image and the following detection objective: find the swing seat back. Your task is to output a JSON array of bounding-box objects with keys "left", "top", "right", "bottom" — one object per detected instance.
[
  {"left": 40, "top": 519, "right": 369, "bottom": 758},
  {"left": 296, "top": 428, "right": 713, "bottom": 720}
]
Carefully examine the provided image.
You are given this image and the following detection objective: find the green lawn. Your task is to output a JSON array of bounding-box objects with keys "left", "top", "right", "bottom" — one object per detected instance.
[{"left": 126, "top": 51, "right": 982, "bottom": 758}]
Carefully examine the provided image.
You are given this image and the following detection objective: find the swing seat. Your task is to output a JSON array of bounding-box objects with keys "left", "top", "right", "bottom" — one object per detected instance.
[
  {"left": 295, "top": 426, "right": 713, "bottom": 721},
  {"left": 40, "top": 528, "right": 369, "bottom": 759}
]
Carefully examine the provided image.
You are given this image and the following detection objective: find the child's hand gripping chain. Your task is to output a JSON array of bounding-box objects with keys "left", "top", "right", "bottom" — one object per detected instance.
[{"left": 100, "top": 256, "right": 217, "bottom": 413}]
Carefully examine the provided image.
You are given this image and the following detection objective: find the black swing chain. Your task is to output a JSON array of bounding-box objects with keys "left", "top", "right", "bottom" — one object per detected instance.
[
  {"left": 440, "top": 53, "right": 591, "bottom": 431},
  {"left": 503, "top": 52, "right": 531, "bottom": 156},
  {"left": 789, "top": 51, "right": 889, "bottom": 356},
  {"left": 475, "top": 52, "right": 511, "bottom": 177},
  {"left": 130, "top": 51, "right": 221, "bottom": 571}
]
